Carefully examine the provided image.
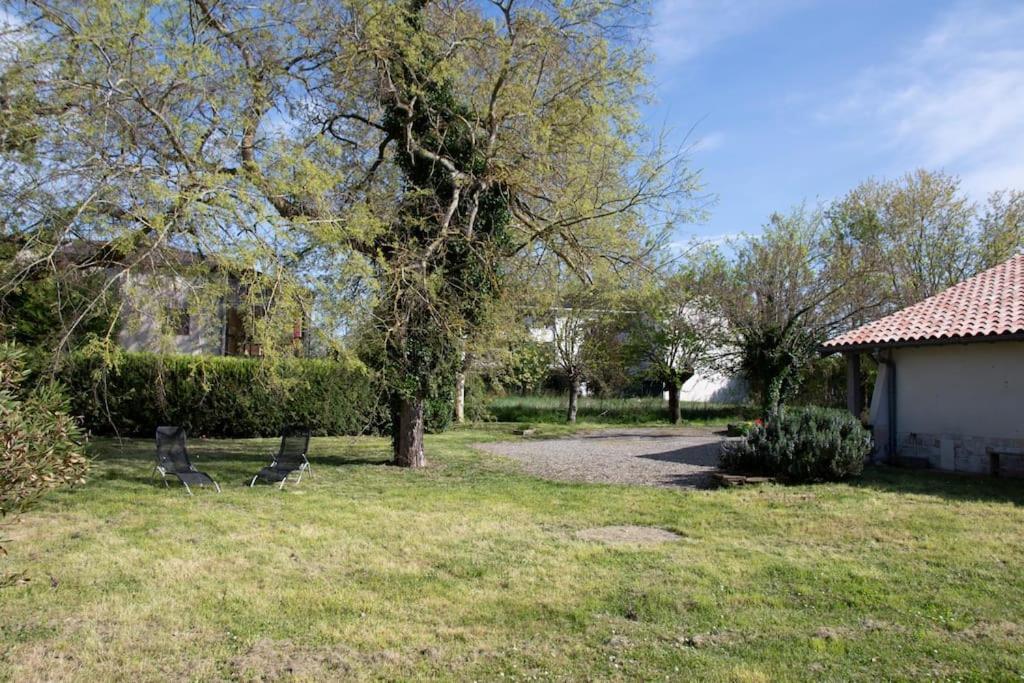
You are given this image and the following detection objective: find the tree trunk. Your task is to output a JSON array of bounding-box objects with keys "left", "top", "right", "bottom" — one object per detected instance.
[
  {"left": 667, "top": 383, "right": 681, "bottom": 425},
  {"left": 454, "top": 370, "right": 466, "bottom": 423},
  {"left": 394, "top": 396, "right": 426, "bottom": 467},
  {"left": 566, "top": 378, "right": 580, "bottom": 423}
]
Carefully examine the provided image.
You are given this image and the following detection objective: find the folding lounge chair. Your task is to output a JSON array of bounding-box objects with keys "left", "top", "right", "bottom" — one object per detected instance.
[
  {"left": 249, "top": 427, "right": 312, "bottom": 489},
  {"left": 154, "top": 426, "right": 221, "bottom": 494}
]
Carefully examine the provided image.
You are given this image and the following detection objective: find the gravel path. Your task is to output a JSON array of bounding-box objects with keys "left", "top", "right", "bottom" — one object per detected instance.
[{"left": 475, "top": 428, "right": 731, "bottom": 489}]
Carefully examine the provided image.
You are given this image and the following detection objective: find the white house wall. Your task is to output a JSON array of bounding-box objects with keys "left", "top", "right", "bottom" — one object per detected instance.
[
  {"left": 117, "top": 272, "right": 223, "bottom": 356},
  {"left": 881, "top": 341, "right": 1024, "bottom": 475},
  {"left": 667, "top": 372, "right": 749, "bottom": 403}
]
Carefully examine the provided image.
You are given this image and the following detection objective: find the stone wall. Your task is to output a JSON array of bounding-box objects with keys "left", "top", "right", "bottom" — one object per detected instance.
[{"left": 896, "top": 431, "right": 1024, "bottom": 477}]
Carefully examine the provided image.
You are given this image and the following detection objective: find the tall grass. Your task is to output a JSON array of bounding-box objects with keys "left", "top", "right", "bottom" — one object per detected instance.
[{"left": 486, "top": 393, "right": 754, "bottom": 425}]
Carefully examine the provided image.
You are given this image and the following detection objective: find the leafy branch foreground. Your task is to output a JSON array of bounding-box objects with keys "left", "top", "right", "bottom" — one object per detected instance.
[{"left": 1, "top": 426, "right": 1022, "bottom": 680}]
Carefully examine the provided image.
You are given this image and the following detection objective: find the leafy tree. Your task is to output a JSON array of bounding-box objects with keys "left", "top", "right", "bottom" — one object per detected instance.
[
  {"left": 829, "top": 169, "right": 1024, "bottom": 316},
  {"left": 1, "top": 0, "right": 695, "bottom": 466},
  {"left": 0, "top": 244, "right": 120, "bottom": 351},
  {"left": 977, "top": 189, "right": 1024, "bottom": 269},
  {"left": 549, "top": 302, "right": 592, "bottom": 424},
  {"left": 718, "top": 208, "right": 875, "bottom": 414},
  {"left": 624, "top": 255, "right": 723, "bottom": 423},
  {"left": 828, "top": 170, "right": 975, "bottom": 311}
]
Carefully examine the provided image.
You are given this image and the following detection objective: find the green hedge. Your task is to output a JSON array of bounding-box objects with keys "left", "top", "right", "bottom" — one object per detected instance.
[
  {"left": 720, "top": 406, "right": 871, "bottom": 482},
  {"left": 60, "top": 352, "right": 452, "bottom": 438}
]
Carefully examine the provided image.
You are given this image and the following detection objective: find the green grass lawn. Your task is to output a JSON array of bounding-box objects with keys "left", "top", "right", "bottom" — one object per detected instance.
[
  {"left": 487, "top": 394, "right": 754, "bottom": 426},
  {"left": 2, "top": 424, "right": 1023, "bottom": 681}
]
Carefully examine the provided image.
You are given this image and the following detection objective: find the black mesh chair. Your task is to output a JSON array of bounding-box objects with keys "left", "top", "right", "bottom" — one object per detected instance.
[
  {"left": 249, "top": 427, "right": 312, "bottom": 489},
  {"left": 154, "top": 426, "right": 221, "bottom": 494}
]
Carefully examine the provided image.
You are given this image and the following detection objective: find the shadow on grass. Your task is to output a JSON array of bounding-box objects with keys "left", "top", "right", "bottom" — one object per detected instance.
[
  {"left": 88, "top": 438, "right": 393, "bottom": 490},
  {"left": 852, "top": 465, "right": 1024, "bottom": 506}
]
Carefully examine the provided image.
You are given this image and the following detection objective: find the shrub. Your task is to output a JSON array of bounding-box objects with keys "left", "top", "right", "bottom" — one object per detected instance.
[
  {"left": 0, "top": 343, "right": 88, "bottom": 583},
  {"left": 59, "top": 351, "right": 454, "bottom": 438},
  {"left": 720, "top": 406, "right": 871, "bottom": 482},
  {"left": 487, "top": 339, "right": 552, "bottom": 395},
  {"left": 462, "top": 373, "right": 494, "bottom": 422}
]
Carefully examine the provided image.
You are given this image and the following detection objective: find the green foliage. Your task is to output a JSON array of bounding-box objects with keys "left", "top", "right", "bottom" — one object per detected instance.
[
  {"left": 0, "top": 69, "right": 44, "bottom": 160},
  {"left": 0, "top": 246, "right": 120, "bottom": 350},
  {"left": 489, "top": 340, "right": 553, "bottom": 395},
  {"left": 488, "top": 394, "right": 752, "bottom": 426},
  {"left": 737, "top": 323, "right": 820, "bottom": 412},
  {"left": 0, "top": 342, "right": 88, "bottom": 581},
  {"left": 719, "top": 208, "right": 858, "bottom": 414},
  {"left": 579, "top": 315, "right": 632, "bottom": 397},
  {"left": 58, "top": 351, "right": 451, "bottom": 438},
  {"left": 5, "top": 0, "right": 695, "bottom": 462},
  {"left": 462, "top": 373, "right": 493, "bottom": 423},
  {"left": 721, "top": 406, "right": 871, "bottom": 482},
  {"left": 790, "top": 354, "right": 876, "bottom": 410}
]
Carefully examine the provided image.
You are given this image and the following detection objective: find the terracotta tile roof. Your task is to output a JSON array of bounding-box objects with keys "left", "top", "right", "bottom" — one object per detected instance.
[{"left": 824, "top": 253, "right": 1024, "bottom": 350}]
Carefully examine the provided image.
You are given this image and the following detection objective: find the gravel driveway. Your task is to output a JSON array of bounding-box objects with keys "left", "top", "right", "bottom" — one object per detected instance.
[{"left": 475, "top": 428, "right": 731, "bottom": 489}]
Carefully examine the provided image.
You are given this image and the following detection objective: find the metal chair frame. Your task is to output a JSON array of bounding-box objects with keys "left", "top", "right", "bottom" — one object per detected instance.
[
  {"left": 154, "top": 426, "right": 221, "bottom": 495},
  {"left": 249, "top": 428, "right": 313, "bottom": 490}
]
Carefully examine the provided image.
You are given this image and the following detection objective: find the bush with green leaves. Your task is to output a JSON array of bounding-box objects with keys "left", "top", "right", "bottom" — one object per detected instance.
[
  {"left": 1, "top": 343, "right": 89, "bottom": 582},
  {"left": 60, "top": 351, "right": 454, "bottom": 438},
  {"left": 720, "top": 406, "right": 871, "bottom": 482},
  {"left": 489, "top": 340, "right": 553, "bottom": 395}
]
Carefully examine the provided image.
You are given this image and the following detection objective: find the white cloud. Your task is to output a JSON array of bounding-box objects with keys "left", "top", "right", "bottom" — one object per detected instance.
[
  {"left": 826, "top": 2, "right": 1024, "bottom": 195},
  {"left": 690, "top": 130, "right": 725, "bottom": 153},
  {"left": 650, "top": 0, "right": 807, "bottom": 67}
]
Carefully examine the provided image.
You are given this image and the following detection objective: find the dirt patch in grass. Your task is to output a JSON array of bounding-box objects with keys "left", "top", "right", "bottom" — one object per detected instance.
[
  {"left": 230, "top": 639, "right": 357, "bottom": 681},
  {"left": 576, "top": 525, "right": 682, "bottom": 545},
  {"left": 959, "top": 621, "right": 1024, "bottom": 642},
  {"left": 676, "top": 630, "right": 742, "bottom": 648},
  {"left": 229, "top": 638, "right": 448, "bottom": 681}
]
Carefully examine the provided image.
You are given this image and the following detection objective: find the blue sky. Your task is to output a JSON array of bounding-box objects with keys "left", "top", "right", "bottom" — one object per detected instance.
[{"left": 645, "top": 0, "right": 1024, "bottom": 244}]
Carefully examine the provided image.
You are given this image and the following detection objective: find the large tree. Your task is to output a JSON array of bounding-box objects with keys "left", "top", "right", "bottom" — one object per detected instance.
[
  {"left": 718, "top": 208, "right": 877, "bottom": 414},
  {"left": 624, "top": 254, "right": 723, "bottom": 424},
  {"left": 0, "top": 0, "right": 694, "bottom": 465},
  {"left": 829, "top": 169, "right": 1024, "bottom": 315}
]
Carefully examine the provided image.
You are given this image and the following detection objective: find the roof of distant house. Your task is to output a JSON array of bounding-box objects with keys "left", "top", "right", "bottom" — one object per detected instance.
[{"left": 824, "top": 253, "right": 1024, "bottom": 351}]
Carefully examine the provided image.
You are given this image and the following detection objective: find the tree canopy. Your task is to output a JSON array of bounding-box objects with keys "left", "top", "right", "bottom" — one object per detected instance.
[{"left": 0, "top": 0, "right": 697, "bottom": 464}]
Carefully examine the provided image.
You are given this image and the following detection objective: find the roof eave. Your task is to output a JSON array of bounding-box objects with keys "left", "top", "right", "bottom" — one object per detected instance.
[{"left": 821, "top": 331, "right": 1024, "bottom": 355}]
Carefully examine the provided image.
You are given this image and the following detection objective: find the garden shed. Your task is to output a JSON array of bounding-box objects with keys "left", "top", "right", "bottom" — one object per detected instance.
[{"left": 823, "top": 254, "right": 1024, "bottom": 476}]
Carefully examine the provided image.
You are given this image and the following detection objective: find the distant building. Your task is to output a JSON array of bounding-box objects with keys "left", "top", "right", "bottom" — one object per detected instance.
[
  {"left": 57, "top": 241, "right": 308, "bottom": 357},
  {"left": 117, "top": 269, "right": 307, "bottom": 357},
  {"left": 528, "top": 307, "right": 748, "bottom": 403}
]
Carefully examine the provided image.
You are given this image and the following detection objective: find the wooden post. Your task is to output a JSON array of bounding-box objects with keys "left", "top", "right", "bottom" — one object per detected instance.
[{"left": 844, "top": 352, "right": 864, "bottom": 418}]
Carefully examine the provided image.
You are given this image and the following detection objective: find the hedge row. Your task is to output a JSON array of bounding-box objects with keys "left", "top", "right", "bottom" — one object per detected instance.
[{"left": 59, "top": 352, "right": 452, "bottom": 438}]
